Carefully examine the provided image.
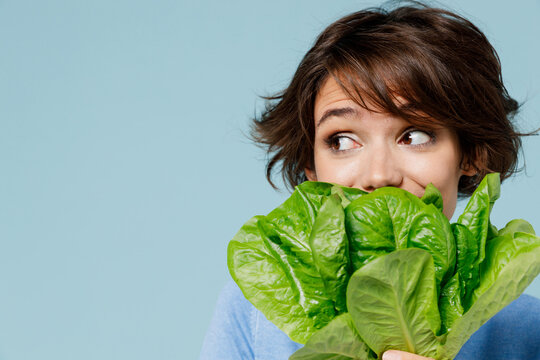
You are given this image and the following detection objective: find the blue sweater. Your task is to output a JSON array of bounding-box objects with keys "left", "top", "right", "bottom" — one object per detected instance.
[{"left": 200, "top": 279, "right": 540, "bottom": 359}]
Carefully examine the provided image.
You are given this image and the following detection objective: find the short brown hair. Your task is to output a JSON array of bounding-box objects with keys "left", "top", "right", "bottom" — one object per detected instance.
[{"left": 251, "top": 3, "right": 525, "bottom": 195}]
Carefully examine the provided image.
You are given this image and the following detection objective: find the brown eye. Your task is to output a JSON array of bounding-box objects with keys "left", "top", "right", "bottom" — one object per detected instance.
[
  {"left": 329, "top": 135, "right": 358, "bottom": 151},
  {"left": 399, "top": 130, "right": 432, "bottom": 146}
]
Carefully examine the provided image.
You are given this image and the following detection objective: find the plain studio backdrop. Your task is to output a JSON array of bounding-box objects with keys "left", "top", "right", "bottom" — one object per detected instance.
[{"left": 0, "top": 0, "right": 539, "bottom": 359}]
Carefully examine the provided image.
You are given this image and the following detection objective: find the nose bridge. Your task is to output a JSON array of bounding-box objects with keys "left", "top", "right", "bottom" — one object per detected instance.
[{"left": 356, "top": 140, "right": 402, "bottom": 191}]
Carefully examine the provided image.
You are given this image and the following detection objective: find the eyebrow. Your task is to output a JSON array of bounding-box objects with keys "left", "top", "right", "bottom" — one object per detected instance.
[{"left": 316, "top": 107, "right": 358, "bottom": 128}]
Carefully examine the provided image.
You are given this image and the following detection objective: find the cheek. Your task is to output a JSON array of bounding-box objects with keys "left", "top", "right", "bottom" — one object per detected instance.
[
  {"left": 438, "top": 180, "right": 459, "bottom": 219},
  {"left": 414, "top": 156, "right": 461, "bottom": 219},
  {"left": 313, "top": 153, "right": 359, "bottom": 187}
]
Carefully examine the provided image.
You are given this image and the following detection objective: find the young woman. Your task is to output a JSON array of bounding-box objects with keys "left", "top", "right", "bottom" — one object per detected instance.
[{"left": 200, "top": 4, "right": 540, "bottom": 360}]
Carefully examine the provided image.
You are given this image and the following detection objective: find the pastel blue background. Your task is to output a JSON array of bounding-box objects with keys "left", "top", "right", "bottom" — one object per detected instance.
[{"left": 0, "top": 1, "right": 538, "bottom": 359}]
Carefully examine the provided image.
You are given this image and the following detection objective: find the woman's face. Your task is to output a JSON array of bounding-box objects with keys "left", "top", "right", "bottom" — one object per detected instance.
[{"left": 305, "top": 77, "right": 474, "bottom": 219}]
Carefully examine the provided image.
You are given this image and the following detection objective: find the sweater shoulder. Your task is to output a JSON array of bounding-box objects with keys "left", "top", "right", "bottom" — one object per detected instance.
[
  {"left": 456, "top": 294, "right": 540, "bottom": 360},
  {"left": 199, "top": 279, "right": 256, "bottom": 360}
]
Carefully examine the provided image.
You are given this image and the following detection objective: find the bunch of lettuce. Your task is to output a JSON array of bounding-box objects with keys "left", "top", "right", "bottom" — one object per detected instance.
[{"left": 227, "top": 174, "right": 540, "bottom": 360}]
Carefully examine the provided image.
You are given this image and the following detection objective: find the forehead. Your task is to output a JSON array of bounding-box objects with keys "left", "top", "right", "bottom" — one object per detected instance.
[
  {"left": 314, "top": 75, "right": 449, "bottom": 131},
  {"left": 315, "top": 76, "right": 400, "bottom": 121},
  {"left": 315, "top": 77, "right": 355, "bottom": 120}
]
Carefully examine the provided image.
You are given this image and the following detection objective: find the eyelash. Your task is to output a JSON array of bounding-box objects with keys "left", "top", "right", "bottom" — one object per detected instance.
[
  {"left": 324, "top": 133, "right": 357, "bottom": 153},
  {"left": 399, "top": 128, "right": 436, "bottom": 147},
  {"left": 323, "top": 128, "right": 436, "bottom": 153}
]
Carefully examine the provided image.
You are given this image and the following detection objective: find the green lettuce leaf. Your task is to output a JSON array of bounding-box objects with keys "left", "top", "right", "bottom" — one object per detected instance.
[
  {"left": 438, "top": 231, "right": 540, "bottom": 359},
  {"left": 420, "top": 183, "right": 444, "bottom": 211},
  {"left": 345, "top": 187, "right": 455, "bottom": 287},
  {"left": 289, "top": 314, "right": 375, "bottom": 360},
  {"left": 497, "top": 218, "right": 535, "bottom": 237},
  {"left": 309, "top": 194, "right": 351, "bottom": 313},
  {"left": 438, "top": 272, "right": 463, "bottom": 334},
  {"left": 456, "top": 173, "right": 500, "bottom": 264},
  {"left": 450, "top": 223, "right": 478, "bottom": 311},
  {"left": 229, "top": 174, "right": 540, "bottom": 359},
  {"left": 228, "top": 182, "right": 363, "bottom": 343},
  {"left": 346, "top": 249, "right": 441, "bottom": 358}
]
